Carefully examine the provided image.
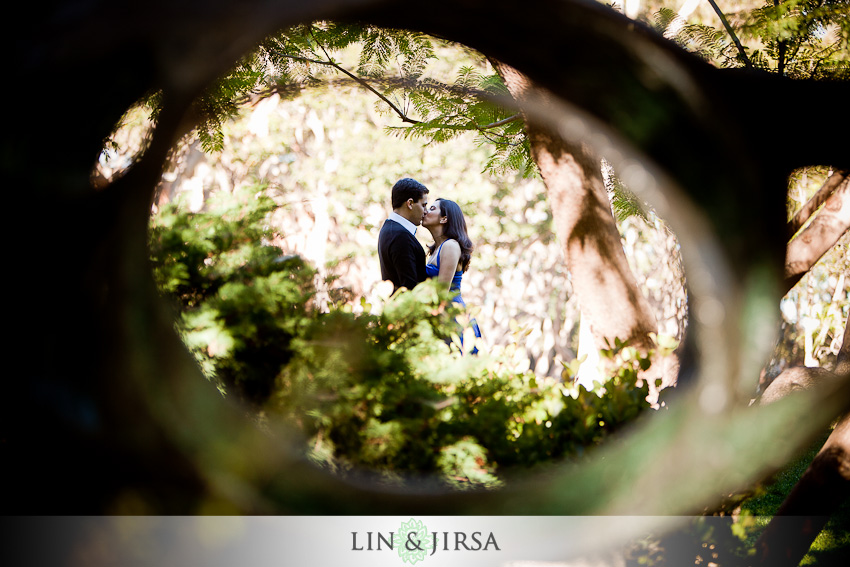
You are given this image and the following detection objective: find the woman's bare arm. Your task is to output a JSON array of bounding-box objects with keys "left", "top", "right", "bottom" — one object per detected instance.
[{"left": 437, "top": 240, "right": 461, "bottom": 287}]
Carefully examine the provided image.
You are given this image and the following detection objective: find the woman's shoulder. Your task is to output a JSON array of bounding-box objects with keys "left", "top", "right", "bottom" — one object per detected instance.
[
  {"left": 438, "top": 239, "right": 461, "bottom": 258},
  {"left": 439, "top": 239, "right": 462, "bottom": 263},
  {"left": 441, "top": 238, "right": 461, "bottom": 251}
]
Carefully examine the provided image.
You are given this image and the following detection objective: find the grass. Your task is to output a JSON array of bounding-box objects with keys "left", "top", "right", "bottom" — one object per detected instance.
[{"left": 737, "top": 428, "right": 850, "bottom": 566}]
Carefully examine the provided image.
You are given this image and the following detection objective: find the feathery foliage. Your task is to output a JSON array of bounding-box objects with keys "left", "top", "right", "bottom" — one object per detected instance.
[
  {"left": 153, "top": 2, "right": 850, "bottom": 211},
  {"left": 174, "top": 21, "right": 534, "bottom": 176},
  {"left": 603, "top": 160, "right": 652, "bottom": 224},
  {"left": 741, "top": 0, "right": 850, "bottom": 78},
  {"left": 656, "top": 0, "right": 850, "bottom": 78}
]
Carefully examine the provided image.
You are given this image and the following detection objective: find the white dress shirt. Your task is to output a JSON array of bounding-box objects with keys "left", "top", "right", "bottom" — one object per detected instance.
[{"left": 388, "top": 211, "right": 417, "bottom": 236}]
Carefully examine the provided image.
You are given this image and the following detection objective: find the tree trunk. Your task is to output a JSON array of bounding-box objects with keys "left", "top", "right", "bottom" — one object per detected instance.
[
  {"left": 623, "top": 0, "right": 641, "bottom": 20},
  {"left": 755, "top": 316, "right": 850, "bottom": 566},
  {"left": 836, "top": 312, "right": 850, "bottom": 379},
  {"left": 753, "top": 411, "right": 850, "bottom": 567},
  {"left": 784, "top": 174, "right": 850, "bottom": 293},
  {"left": 491, "top": 61, "right": 660, "bottom": 388},
  {"left": 787, "top": 170, "right": 848, "bottom": 236},
  {"left": 10, "top": 0, "right": 850, "bottom": 522}
]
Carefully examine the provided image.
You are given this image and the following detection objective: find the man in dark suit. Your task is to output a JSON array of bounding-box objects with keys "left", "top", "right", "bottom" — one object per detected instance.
[{"left": 378, "top": 178, "right": 430, "bottom": 292}]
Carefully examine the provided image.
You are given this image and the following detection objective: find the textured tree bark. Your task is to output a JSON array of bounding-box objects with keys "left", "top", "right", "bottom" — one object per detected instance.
[
  {"left": 759, "top": 366, "right": 837, "bottom": 405},
  {"left": 836, "top": 316, "right": 850, "bottom": 379},
  {"left": 784, "top": 175, "right": 850, "bottom": 293},
  {"left": 490, "top": 62, "right": 659, "bottom": 369},
  {"left": 787, "top": 170, "right": 848, "bottom": 236}
]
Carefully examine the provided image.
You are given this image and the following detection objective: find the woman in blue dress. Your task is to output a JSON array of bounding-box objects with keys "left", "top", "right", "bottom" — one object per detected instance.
[{"left": 421, "top": 198, "right": 482, "bottom": 352}]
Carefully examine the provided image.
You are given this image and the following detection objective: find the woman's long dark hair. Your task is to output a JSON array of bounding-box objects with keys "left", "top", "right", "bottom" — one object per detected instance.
[{"left": 428, "top": 198, "right": 474, "bottom": 272}]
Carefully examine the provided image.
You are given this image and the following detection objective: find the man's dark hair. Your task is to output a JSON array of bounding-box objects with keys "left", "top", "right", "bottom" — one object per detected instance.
[{"left": 391, "top": 178, "right": 429, "bottom": 209}]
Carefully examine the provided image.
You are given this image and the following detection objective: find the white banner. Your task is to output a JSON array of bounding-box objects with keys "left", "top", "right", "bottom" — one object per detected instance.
[{"left": 2, "top": 515, "right": 752, "bottom": 567}]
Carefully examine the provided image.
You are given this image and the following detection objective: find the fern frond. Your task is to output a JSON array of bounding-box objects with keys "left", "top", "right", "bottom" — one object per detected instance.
[
  {"left": 653, "top": 7, "right": 680, "bottom": 36},
  {"left": 603, "top": 163, "right": 651, "bottom": 224}
]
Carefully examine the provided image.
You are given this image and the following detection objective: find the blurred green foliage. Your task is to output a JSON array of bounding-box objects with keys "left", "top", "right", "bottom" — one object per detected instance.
[
  {"left": 149, "top": 188, "right": 659, "bottom": 487},
  {"left": 150, "top": 187, "right": 319, "bottom": 403},
  {"left": 135, "top": 0, "right": 845, "bottom": 499},
  {"left": 651, "top": 0, "right": 850, "bottom": 78}
]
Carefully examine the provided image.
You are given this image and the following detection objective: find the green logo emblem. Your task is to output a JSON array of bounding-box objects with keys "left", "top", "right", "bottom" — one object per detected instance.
[{"left": 394, "top": 518, "right": 433, "bottom": 564}]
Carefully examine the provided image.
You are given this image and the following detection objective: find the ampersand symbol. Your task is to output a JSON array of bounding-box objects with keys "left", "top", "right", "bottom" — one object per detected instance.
[{"left": 406, "top": 531, "right": 423, "bottom": 551}]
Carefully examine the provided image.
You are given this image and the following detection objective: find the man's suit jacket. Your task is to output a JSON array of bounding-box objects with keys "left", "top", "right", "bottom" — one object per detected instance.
[{"left": 378, "top": 219, "right": 427, "bottom": 292}]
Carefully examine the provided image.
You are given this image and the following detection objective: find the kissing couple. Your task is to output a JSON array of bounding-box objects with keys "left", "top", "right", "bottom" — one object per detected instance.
[{"left": 377, "top": 178, "right": 482, "bottom": 351}]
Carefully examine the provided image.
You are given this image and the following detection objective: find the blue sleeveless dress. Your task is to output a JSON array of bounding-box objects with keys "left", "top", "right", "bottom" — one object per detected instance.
[{"left": 426, "top": 240, "right": 482, "bottom": 352}]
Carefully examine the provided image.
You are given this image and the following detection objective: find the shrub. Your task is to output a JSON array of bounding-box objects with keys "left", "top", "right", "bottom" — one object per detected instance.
[{"left": 149, "top": 188, "right": 657, "bottom": 488}]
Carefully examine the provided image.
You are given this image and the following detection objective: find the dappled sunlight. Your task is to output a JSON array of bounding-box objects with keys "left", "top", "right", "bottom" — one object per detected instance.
[
  {"left": 51, "top": 5, "right": 848, "bottom": 561},
  {"left": 141, "top": 56, "right": 691, "bottom": 488},
  {"left": 12, "top": 7, "right": 850, "bottom": 567},
  {"left": 139, "top": 75, "right": 689, "bottom": 381}
]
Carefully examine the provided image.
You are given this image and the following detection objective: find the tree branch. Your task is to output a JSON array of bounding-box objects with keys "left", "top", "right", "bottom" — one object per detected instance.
[
  {"left": 784, "top": 174, "right": 850, "bottom": 293},
  {"left": 788, "top": 170, "right": 849, "bottom": 236},
  {"left": 480, "top": 114, "right": 521, "bottom": 129},
  {"left": 401, "top": 117, "right": 522, "bottom": 143},
  {"left": 774, "top": 0, "right": 788, "bottom": 75},
  {"left": 754, "top": 410, "right": 850, "bottom": 567},
  {"left": 705, "top": 0, "right": 753, "bottom": 69},
  {"left": 280, "top": 53, "right": 422, "bottom": 125},
  {"left": 284, "top": 31, "right": 520, "bottom": 136}
]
